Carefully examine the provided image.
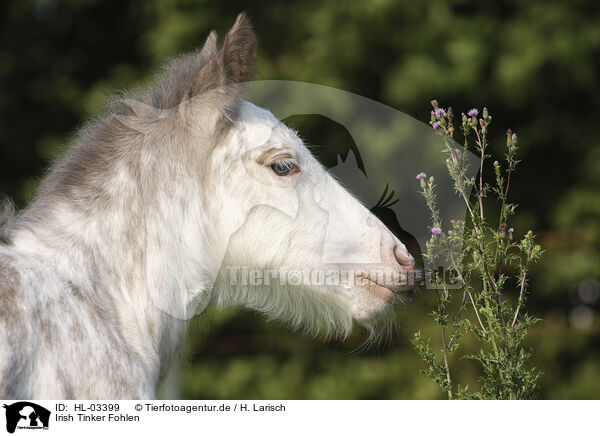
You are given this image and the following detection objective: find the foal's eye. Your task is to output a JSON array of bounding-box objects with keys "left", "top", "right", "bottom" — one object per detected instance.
[{"left": 270, "top": 160, "right": 299, "bottom": 176}]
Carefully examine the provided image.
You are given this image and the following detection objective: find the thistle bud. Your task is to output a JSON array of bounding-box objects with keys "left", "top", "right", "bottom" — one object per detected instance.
[
  {"left": 431, "top": 100, "right": 439, "bottom": 110},
  {"left": 479, "top": 118, "right": 486, "bottom": 134},
  {"left": 482, "top": 107, "right": 489, "bottom": 119}
]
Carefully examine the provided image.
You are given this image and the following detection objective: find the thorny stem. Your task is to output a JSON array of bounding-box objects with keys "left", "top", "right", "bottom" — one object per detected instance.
[
  {"left": 468, "top": 290, "right": 487, "bottom": 333},
  {"left": 512, "top": 257, "right": 531, "bottom": 327},
  {"left": 460, "top": 189, "right": 477, "bottom": 225},
  {"left": 484, "top": 298, "right": 499, "bottom": 358},
  {"left": 436, "top": 289, "right": 453, "bottom": 400},
  {"left": 498, "top": 287, "right": 513, "bottom": 358},
  {"left": 450, "top": 233, "right": 487, "bottom": 338},
  {"left": 500, "top": 152, "right": 514, "bottom": 225},
  {"left": 473, "top": 247, "right": 498, "bottom": 290},
  {"left": 444, "top": 248, "right": 478, "bottom": 347},
  {"left": 447, "top": 289, "right": 467, "bottom": 349},
  {"left": 496, "top": 239, "right": 509, "bottom": 278},
  {"left": 475, "top": 128, "right": 486, "bottom": 222},
  {"left": 447, "top": 141, "right": 479, "bottom": 226},
  {"left": 495, "top": 151, "right": 514, "bottom": 270},
  {"left": 472, "top": 245, "right": 511, "bottom": 357}
]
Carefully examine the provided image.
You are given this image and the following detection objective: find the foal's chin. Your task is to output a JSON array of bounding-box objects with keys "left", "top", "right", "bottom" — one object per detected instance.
[
  {"left": 346, "top": 287, "right": 404, "bottom": 349},
  {"left": 293, "top": 283, "right": 404, "bottom": 349}
]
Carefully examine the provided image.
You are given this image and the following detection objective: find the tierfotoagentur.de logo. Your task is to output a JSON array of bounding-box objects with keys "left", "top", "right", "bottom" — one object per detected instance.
[{"left": 2, "top": 403, "right": 50, "bottom": 434}]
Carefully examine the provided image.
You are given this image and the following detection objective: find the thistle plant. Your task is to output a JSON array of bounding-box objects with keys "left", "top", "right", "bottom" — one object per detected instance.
[{"left": 412, "top": 101, "right": 543, "bottom": 399}]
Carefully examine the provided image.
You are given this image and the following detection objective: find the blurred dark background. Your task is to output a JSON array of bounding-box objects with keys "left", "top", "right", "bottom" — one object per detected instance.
[{"left": 1, "top": 0, "right": 598, "bottom": 399}]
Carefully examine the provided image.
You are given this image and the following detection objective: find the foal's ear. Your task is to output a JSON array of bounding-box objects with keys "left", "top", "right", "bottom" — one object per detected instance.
[
  {"left": 161, "top": 12, "right": 256, "bottom": 124},
  {"left": 220, "top": 13, "right": 256, "bottom": 85},
  {"left": 210, "top": 12, "right": 256, "bottom": 122}
]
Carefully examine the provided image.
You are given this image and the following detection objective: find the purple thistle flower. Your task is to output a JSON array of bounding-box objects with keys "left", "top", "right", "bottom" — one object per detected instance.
[
  {"left": 508, "top": 228, "right": 514, "bottom": 233},
  {"left": 431, "top": 227, "right": 442, "bottom": 235},
  {"left": 435, "top": 108, "right": 446, "bottom": 117},
  {"left": 432, "top": 121, "right": 441, "bottom": 130},
  {"left": 468, "top": 108, "right": 479, "bottom": 117},
  {"left": 416, "top": 172, "right": 427, "bottom": 180}
]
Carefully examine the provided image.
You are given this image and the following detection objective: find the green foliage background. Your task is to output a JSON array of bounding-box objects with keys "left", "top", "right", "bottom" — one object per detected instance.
[{"left": 1, "top": 0, "right": 598, "bottom": 399}]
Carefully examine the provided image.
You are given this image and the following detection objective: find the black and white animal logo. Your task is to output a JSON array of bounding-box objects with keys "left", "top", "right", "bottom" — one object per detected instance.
[{"left": 3, "top": 402, "right": 50, "bottom": 434}]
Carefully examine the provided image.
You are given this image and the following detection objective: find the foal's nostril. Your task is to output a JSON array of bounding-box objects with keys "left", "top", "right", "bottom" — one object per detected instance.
[{"left": 394, "top": 245, "right": 415, "bottom": 268}]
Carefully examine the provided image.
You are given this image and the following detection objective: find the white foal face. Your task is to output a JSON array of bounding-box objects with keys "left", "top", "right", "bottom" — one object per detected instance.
[{"left": 206, "top": 101, "right": 415, "bottom": 331}]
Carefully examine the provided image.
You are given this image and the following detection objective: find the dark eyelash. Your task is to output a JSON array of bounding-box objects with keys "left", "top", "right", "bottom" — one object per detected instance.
[
  {"left": 275, "top": 160, "right": 296, "bottom": 170},
  {"left": 270, "top": 159, "right": 298, "bottom": 176}
]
